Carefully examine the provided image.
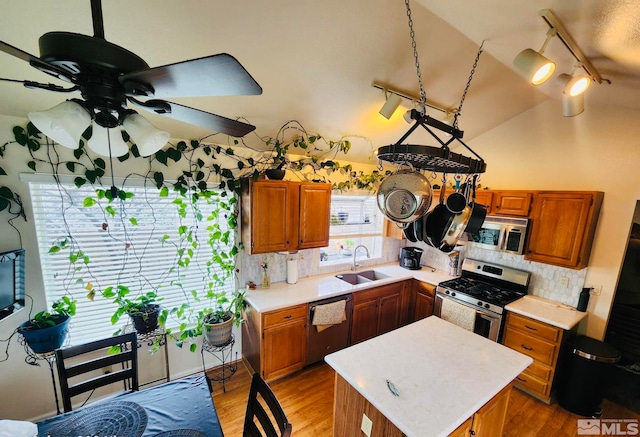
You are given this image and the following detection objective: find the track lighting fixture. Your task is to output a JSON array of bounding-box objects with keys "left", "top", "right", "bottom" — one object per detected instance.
[
  {"left": 562, "top": 92, "right": 585, "bottom": 117},
  {"left": 27, "top": 99, "right": 170, "bottom": 157},
  {"left": 557, "top": 64, "right": 591, "bottom": 97},
  {"left": 372, "top": 82, "right": 450, "bottom": 121},
  {"left": 379, "top": 91, "right": 403, "bottom": 119},
  {"left": 513, "top": 29, "right": 556, "bottom": 85}
]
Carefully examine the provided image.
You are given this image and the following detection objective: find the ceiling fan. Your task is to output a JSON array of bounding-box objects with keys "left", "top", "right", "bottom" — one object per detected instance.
[{"left": 0, "top": 0, "right": 262, "bottom": 156}]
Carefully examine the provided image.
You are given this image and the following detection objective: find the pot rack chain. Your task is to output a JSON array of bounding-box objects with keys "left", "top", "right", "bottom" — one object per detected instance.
[
  {"left": 454, "top": 40, "right": 484, "bottom": 129},
  {"left": 405, "top": 0, "right": 427, "bottom": 114}
]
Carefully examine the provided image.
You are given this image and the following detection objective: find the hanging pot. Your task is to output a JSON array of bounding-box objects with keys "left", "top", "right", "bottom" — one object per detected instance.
[
  {"left": 424, "top": 178, "right": 455, "bottom": 249},
  {"left": 376, "top": 164, "right": 432, "bottom": 223},
  {"left": 404, "top": 220, "right": 418, "bottom": 242},
  {"left": 464, "top": 176, "right": 488, "bottom": 234},
  {"left": 445, "top": 174, "right": 467, "bottom": 214},
  {"left": 413, "top": 215, "right": 425, "bottom": 242}
]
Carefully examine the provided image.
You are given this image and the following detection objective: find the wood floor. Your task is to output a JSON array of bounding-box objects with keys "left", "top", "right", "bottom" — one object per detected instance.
[{"left": 210, "top": 362, "right": 640, "bottom": 436}]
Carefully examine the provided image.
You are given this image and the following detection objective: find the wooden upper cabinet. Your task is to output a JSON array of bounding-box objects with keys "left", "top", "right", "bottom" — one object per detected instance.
[
  {"left": 241, "top": 179, "right": 331, "bottom": 254},
  {"left": 491, "top": 191, "right": 533, "bottom": 216},
  {"left": 474, "top": 190, "right": 494, "bottom": 210},
  {"left": 525, "top": 191, "right": 603, "bottom": 269},
  {"left": 298, "top": 183, "right": 332, "bottom": 249}
]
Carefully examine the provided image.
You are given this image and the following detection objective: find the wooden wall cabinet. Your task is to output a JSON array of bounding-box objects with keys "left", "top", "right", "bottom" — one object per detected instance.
[
  {"left": 525, "top": 191, "right": 603, "bottom": 269},
  {"left": 350, "top": 281, "right": 408, "bottom": 345},
  {"left": 491, "top": 190, "right": 533, "bottom": 216},
  {"left": 410, "top": 280, "right": 436, "bottom": 322},
  {"left": 502, "top": 312, "right": 573, "bottom": 404},
  {"left": 241, "top": 303, "right": 308, "bottom": 382},
  {"left": 240, "top": 179, "right": 331, "bottom": 254}
]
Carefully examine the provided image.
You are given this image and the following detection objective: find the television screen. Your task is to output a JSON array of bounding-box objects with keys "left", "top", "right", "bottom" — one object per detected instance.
[{"left": 0, "top": 249, "right": 25, "bottom": 321}]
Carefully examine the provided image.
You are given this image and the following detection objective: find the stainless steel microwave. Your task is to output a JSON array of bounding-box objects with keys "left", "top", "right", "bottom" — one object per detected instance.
[{"left": 462, "top": 215, "right": 529, "bottom": 255}]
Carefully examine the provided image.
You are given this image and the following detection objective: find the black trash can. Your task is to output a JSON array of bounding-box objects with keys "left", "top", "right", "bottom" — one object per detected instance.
[{"left": 557, "top": 336, "right": 621, "bottom": 417}]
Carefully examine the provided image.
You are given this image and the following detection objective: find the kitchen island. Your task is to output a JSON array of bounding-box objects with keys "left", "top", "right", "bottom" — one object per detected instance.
[{"left": 324, "top": 316, "right": 533, "bottom": 437}]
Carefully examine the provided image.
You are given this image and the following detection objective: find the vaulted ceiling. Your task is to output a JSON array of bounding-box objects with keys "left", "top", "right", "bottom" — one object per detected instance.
[{"left": 0, "top": 0, "right": 638, "bottom": 163}]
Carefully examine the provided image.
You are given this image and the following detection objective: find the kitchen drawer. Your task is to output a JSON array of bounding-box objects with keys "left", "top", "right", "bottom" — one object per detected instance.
[
  {"left": 503, "top": 328, "right": 558, "bottom": 366},
  {"left": 263, "top": 304, "right": 307, "bottom": 328},
  {"left": 524, "top": 360, "right": 552, "bottom": 382},
  {"left": 514, "top": 370, "right": 551, "bottom": 398},
  {"left": 507, "top": 313, "right": 561, "bottom": 343}
]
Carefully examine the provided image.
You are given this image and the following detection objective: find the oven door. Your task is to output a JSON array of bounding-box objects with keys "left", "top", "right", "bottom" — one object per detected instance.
[{"left": 434, "top": 293, "right": 502, "bottom": 342}]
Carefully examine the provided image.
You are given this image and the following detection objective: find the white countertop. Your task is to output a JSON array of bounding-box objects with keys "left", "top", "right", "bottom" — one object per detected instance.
[
  {"left": 244, "top": 263, "right": 455, "bottom": 313},
  {"left": 505, "top": 295, "right": 588, "bottom": 330},
  {"left": 324, "top": 316, "right": 533, "bottom": 437}
]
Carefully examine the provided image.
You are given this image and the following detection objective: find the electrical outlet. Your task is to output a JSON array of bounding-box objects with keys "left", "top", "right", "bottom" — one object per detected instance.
[
  {"left": 361, "top": 413, "right": 373, "bottom": 437},
  {"left": 560, "top": 277, "right": 570, "bottom": 288},
  {"left": 591, "top": 285, "right": 602, "bottom": 296}
]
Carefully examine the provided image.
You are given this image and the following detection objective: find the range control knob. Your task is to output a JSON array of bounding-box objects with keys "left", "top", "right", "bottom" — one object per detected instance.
[
  {"left": 477, "top": 301, "right": 483, "bottom": 306},
  {"left": 484, "top": 303, "right": 490, "bottom": 309},
  {"left": 445, "top": 290, "right": 450, "bottom": 295},
  {"left": 451, "top": 292, "right": 456, "bottom": 297}
]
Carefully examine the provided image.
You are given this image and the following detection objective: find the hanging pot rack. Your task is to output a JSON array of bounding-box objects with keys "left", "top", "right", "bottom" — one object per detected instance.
[{"left": 377, "top": 0, "right": 487, "bottom": 175}]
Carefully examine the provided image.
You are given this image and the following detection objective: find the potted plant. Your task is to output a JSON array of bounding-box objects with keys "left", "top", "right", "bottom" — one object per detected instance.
[
  {"left": 17, "top": 296, "right": 77, "bottom": 354},
  {"left": 201, "top": 289, "right": 246, "bottom": 346},
  {"left": 102, "top": 287, "right": 164, "bottom": 335}
]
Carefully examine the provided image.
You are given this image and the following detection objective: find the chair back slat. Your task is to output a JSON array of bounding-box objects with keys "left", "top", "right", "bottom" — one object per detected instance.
[
  {"left": 243, "top": 373, "right": 292, "bottom": 437},
  {"left": 55, "top": 332, "right": 139, "bottom": 412}
]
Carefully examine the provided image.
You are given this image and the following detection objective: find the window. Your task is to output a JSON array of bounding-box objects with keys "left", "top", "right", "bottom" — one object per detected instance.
[
  {"left": 320, "top": 193, "right": 384, "bottom": 266},
  {"left": 28, "top": 179, "right": 235, "bottom": 345}
]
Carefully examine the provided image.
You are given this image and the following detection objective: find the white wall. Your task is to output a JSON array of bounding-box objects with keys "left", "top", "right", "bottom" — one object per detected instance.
[{"left": 464, "top": 98, "right": 640, "bottom": 340}]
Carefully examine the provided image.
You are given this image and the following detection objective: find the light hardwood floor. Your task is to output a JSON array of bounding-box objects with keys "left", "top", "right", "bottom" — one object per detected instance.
[{"left": 210, "top": 362, "right": 640, "bottom": 436}]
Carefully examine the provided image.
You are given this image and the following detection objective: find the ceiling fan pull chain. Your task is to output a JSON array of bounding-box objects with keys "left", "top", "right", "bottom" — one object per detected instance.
[
  {"left": 405, "top": 0, "right": 427, "bottom": 114},
  {"left": 454, "top": 40, "right": 485, "bottom": 129}
]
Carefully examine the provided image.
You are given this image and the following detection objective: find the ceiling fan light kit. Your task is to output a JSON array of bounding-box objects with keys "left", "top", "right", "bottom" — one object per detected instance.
[
  {"left": 28, "top": 100, "right": 92, "bottom": 149},
  {"left": 87, "top": 125, "right": 129, "bottom": 157},
  {"left": 1, "top": 0, "right": 262, "bottom": 157}
]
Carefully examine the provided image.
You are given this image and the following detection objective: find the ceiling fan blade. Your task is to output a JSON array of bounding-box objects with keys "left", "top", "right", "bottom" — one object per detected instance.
[
  {"left": 129, "top": 98, "right": 256, "bottom": 137},
  {"left": 0, "top": 40, "right": 75, "bottom": 83},
  {"left": 121, "top": 53, "right": 262, "bottom": 98}
]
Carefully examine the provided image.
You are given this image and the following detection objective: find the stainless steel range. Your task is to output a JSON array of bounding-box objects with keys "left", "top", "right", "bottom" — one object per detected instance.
[{"left": 434, "top": 258, "right": 530, "bottom": 342}]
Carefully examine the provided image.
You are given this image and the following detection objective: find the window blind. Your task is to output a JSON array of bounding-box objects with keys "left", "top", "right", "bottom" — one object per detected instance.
[
  {"left": 329, "top": 194, "right": 383, "bottom": 237},
  {"left": 28, "top": 181, "right": 235, "bottom": 345}
]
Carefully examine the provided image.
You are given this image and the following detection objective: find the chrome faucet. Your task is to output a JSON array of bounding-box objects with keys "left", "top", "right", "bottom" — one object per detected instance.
[{"left": 352, "top": 245, "right": 370, "bottom": 271}]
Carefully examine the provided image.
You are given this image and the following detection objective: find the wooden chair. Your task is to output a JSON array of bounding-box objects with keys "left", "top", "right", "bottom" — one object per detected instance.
[
  {"left": 243, "top": 373, "right": 292, "bottom": 437},
  {"left": 55, "top": 332, "right": 139, "bottom": 412}
]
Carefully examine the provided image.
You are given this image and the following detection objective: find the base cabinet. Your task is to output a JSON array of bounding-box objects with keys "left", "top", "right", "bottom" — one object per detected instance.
[
  {"left": 334, "top": 374, "right": 513, "bottom": 437},
  {"left": 350, "top": 281, "right": 408, "bottom": 345},
  {"left": 411, "top": 280, "right": 436, "bottom": 322},
  {"left": 242, "top": 303, "right": 307, "bottom": 382},
  {"left": 502, "top": 311, "right": 572, "bottom": 403}
]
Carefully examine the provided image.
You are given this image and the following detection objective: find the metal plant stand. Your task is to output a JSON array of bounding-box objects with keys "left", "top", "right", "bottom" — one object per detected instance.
[
  {"left": 19, "top": 335, "right": 62, "bottom": 415},
  {"left": 200, "top": 334, "right": 237, "bottom": 393},
  {"left": 123, "top": 324, "right": 170, "bottom": 387}
]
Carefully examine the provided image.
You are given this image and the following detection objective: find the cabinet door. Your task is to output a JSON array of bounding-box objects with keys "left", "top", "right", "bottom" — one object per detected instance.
[
  {"left": 250, "top": 181, "right": 298, "bottom": 253},
  {"left": 471, "top": 384, "right": 512, "bottom": 436},
  {"left": 377, "top": 292, "right": 401, "bottom": 336},
  {"left": 351, "top": 299, "right": 379, "bottom": 345},
  {"left": 262, "top": 317, "right": 307, "bottom": 381},
  {"left": 412, "top": 281, "right": 435, "bottom": 322},
  {"left": 492, "top": 191, "right": 532, "bottom": 216},
  {"left": 474, "top": 190, "right": 494, "bottom": 212},
  {"left": 449, "top": 416, "right": 473, "bottom": 437},
  {"left": 525, "top": 192, "right": 603, "bottom": 268},
  {"left": 298, "top": 183, "right": 331, "bottom": 249}
]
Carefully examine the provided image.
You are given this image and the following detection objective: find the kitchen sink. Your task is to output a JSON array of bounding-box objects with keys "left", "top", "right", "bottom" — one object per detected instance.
[{"left": 335, "top": 270, "right": 390, "bottom": 285}]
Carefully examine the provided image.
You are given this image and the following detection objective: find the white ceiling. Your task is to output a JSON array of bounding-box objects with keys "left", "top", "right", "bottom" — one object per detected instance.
[{"left": 0, "top": 0, "right": 638, "bottom": 163}]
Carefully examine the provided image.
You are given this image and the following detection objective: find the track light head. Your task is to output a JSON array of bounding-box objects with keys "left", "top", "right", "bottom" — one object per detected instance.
[
  {"left": 562, "top": 92, "right": 585, "bottom": 117},
  {"left": 379, "top": 92, "right": 403, "bottom": 119},
  {"left": 513, "top": 48, "right": 556, "bottom": 85},
  {"left": 558, "top": 73, "right": 591, "bottom": 96}
]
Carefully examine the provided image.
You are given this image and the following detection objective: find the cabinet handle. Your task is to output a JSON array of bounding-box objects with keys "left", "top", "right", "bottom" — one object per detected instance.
[
  {"left": 516, "top": 376, "right": 527, "bottom": 382},
  {"left": 521, "top": 344, "right": 533, "bottom": 351},
  {"left": 283, "top": 315, "right": 292, "bottom": 319},
  {"left": 525, "top": 325, "right": 537, "bottom": 331}
]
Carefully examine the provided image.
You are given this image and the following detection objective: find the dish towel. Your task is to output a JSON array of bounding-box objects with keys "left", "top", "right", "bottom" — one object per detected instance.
[
  {"left": 440, "top": 298, "right": 476, "bottom": 332},
  {"left": 312, "top": 300, "right": 347, "bottom": 332}
]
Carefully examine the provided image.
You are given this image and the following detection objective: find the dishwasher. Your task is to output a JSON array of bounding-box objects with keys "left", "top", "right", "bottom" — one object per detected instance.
[{"left": 306, "top": 294, "right": 352, "bottom": 365}]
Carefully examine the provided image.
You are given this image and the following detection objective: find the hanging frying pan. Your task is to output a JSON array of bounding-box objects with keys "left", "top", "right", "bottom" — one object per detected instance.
[
  {"left": 404, "top": 220, "right": 418, "bottom": 242},
  {"left": 424, "top": 179, "right": 454, "bottom": 249},
  {"left": 464, "top": 175, "right": 487, "bottom": 234},
  {"left": 413, "top": 215, "right": 425, "bottom": 242}
]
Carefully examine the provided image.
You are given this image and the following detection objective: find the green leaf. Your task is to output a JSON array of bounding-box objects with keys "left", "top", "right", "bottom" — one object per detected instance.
[
  {"left": 105, "top": 205, "right": 116, "bottom": 217},
  {"left": 155, "top": 150, "right": 168, "bottom": 166},
  {"left": 66, "top": 162, "right": 76, "bottom": 172},
  {"left": 168, "top": 148, "right": 181, "bottom": 162},
  {"left": 27, "top": 161, "right": 36, "bottom": 171},
  {"left": 195, "top": 171, "right": 205, "bottom": 181},
  {"left": 73, "top": 148, "right": 84, "bottom": 160},
  {"left": 153, "top": 172, "right": 164, "bottom": 189},
  {"left": 117, "top": 152, "right": 130, "bottom": 162},
  {"left": 27, "top": 139, "right": 40, "bottom": 151},
  {"left": 85, "top": 170, "right": 97, "bottom": 184},
  {"left": 83, "top": 197, "right": 97, "bottom": 207},
  {"left": 74, "top": 177, "right": 86, "bottom": 188},
  {"left": 13, "top": 126, "right": 27, "bottom": 146},
  {"left": 130, "top": 144, "right": 140, "bottom": 158},
  {"left": 0, "top": 166, "right": 6, "bottom": 176},
  {"left": 159, "top": 186, "right": 169, "bottom": 197},
  {"left": 130, "top": 217, "right": 138, "bottom": 225},
  {"left": 190, "top": 343, "right": 197, "bottom": 353},
  {"left": 94, "top": 158, "right": 106, "bottom": 169},
  {"left": 0, "top": 186, "right": 13, "bottom": 199}
]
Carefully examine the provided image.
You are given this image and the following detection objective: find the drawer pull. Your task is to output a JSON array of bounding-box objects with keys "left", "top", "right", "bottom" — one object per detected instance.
[
  {"left": 525, "top": 325, "right": 537, "bottom": 331},
  {"left": 516, "top": 376, "right": 527, "bottom": 382},
  {"left": 521, "top": 344, "right": 533, "bottom": 351},
  {"left": 283, "top": 315, "right": 292, "bottom": 319}
]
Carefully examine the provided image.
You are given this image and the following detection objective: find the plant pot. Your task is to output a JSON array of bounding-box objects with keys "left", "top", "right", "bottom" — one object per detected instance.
[
  {"left": 204, "top": 314, "right": 233, "bottom": 346},
  {"left": 129, "top": 304, "right": 161, "bottom": 334},
  {"left": 18, "top": 314, "right": 70, "bottom": 354},
  {"left": 265, "top": 168, "right": 286, "bottom": 180}
]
